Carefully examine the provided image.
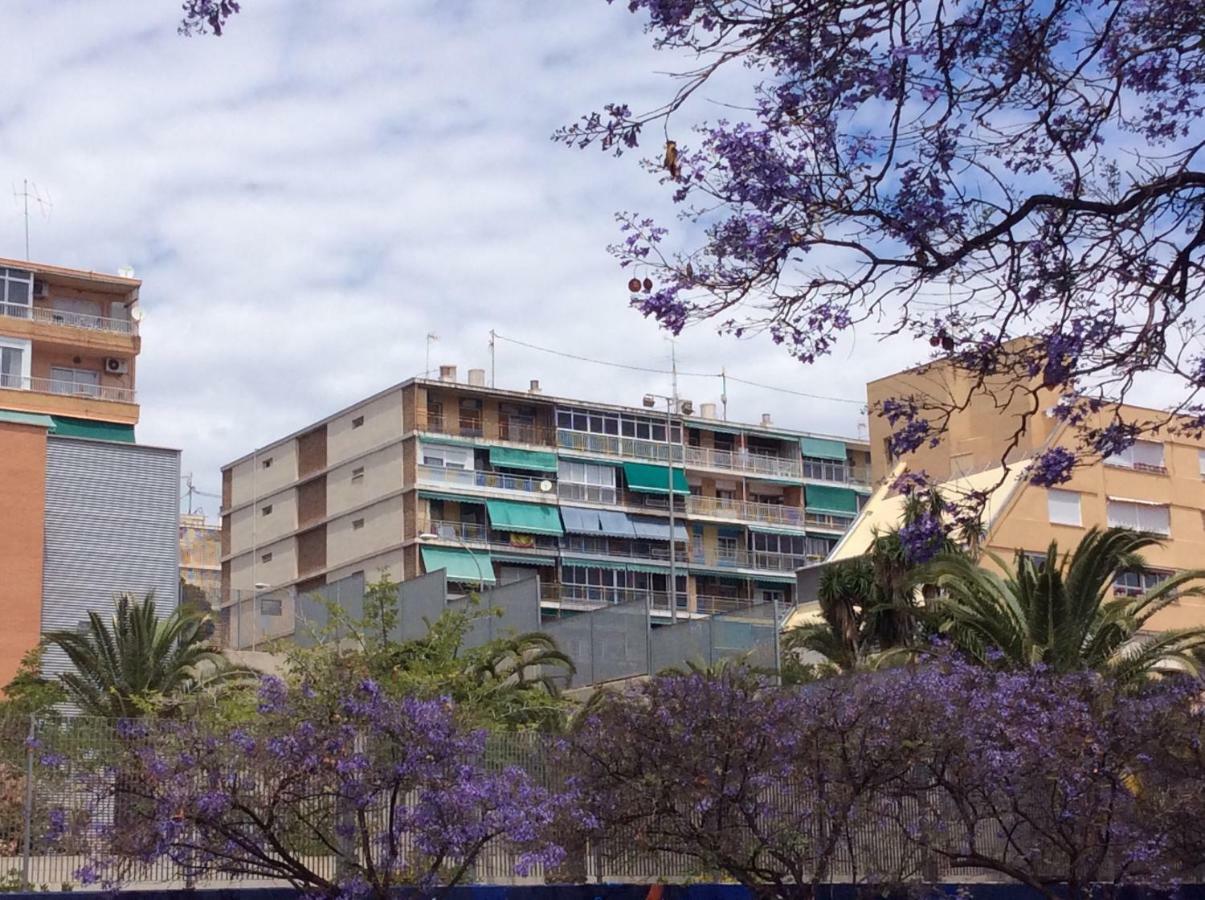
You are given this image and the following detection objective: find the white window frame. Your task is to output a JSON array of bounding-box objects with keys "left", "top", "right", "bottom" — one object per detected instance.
[
  {"left": 1106, "top": 498, "right": 1171, "bottom": 536},
  {"left": 1198, "top": 449, "right": 1205, "bottom": 478},
  {"left": 0, "top": 268, "right": 33, "bottom": 318},
  {"left": 418, "top": 442, "right": 472, "bottom": 471},
  {"left": 1047, "top": 489, "right": 1082, "bottom": 527},
  {"left": 1105, "top": 440, "right": 1166, "bottom": 472},
  {"left": 0, "top": 336, "right": 31, "bottom": 388}
]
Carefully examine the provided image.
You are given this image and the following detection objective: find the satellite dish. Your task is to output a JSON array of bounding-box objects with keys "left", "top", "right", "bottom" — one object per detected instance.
[
  {"left": 130, "top": 306, "right": 145, "bottom": 323},
  {"left": 539, "top": 479, "right": 553, "bottom": 493}
]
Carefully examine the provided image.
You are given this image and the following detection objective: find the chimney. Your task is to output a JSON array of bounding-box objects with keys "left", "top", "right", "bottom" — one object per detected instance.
[
  {"left": 700, "top": 402, "right": 717, "bottom": 419},
  {"left": 467, "top": 368, "right": 486, "bottom": 386},
  {"left": 439, "top": 365, "right": 457, "bottom": 383},
  {"left": 528, "top": 379, "right": 542, "bottom": 394},
  {"left": 761, "top": 413, "right": 772, "bottom": 426}
]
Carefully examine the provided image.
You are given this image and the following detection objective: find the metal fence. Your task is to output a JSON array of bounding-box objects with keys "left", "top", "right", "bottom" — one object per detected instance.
[{"left": 0, "top": 713, "right": 1073, "bottom": 893}]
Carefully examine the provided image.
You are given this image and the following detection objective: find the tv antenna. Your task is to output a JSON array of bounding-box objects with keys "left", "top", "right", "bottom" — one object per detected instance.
[
  {"left": 426, "top": 332, "right": 438, "bottom": 378},
  {"left": 13, "top": 179, "right": 52, "bottom": 260},
  {"left": 181, "top": 473, "right": 221, "bottom": 517}
]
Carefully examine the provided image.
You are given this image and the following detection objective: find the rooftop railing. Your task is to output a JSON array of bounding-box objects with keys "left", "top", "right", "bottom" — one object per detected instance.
[
  {"left": 416, "top": 413, "right": 557, "bottom": 446},
  {"left": 415, "top": 464, "right": 555, "bottom": 497},
  {"left": 0, "top": 373, "right": 136, "bottom": 403},
  {"left": 686, "top": 495, "right": 808, "bottom": 529},
  {"left": 0, "top": 301, "right": 138, "bottom": 336}
]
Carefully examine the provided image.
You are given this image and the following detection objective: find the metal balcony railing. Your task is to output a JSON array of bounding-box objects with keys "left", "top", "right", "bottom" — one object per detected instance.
[
  {"left": 683, "top": 445, "right": 803, "bottom": 479},
  {"left": 804, "top": 510, "right": 857, "bottom": 531},
  {"left": 418, "top": 519, "right": 560, "bottom": 552},
  {"left": 802, "top": 458, "right": 871, "bottom": 486},
  {"left": 0, "top": 373, "right": 136, "bottom": 403},
  {"left": 686, "top": 495, "right": 807, "bottom": 528},
  {"left": 540, "top": 582, "right": 688, "bottom": 611},
  {"left": 415, "top": 464, "right": 555, "bottom": 496},
  {"left": 0, "top": 301, "right": 139, "bottom": 336},
  {"left": 688, "top": 546, "right": 809, "bottom": 573},
  {"left": 416, "top": 413, "right": 557, "bottom": 447}
]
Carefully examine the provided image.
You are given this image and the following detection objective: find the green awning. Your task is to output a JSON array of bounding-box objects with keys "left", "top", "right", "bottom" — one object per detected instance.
[
  {"left": 49, "top": 417, "right": 135, "bottom": 443},
  {"left": 801, "top": 437, "right": 847, "bottom": 461},
  {"left": 756, "top": 574, "right": 798, "bottom": 585},
  {"left": 418, "top": 435, "right": 478, "bottom": 447},
  {"left": 492, "top": 553, "right": 557, "bottom": 567},
  {"left": 560, "top": 556, "right": 629, "bottom": 571},
  {"left": 804, "top": 484, "right": 859, "bottom": 514},
  {"left": 683, "top": 419, "right": 742, "bottom": 436},
  {"left": 622, "top": 462, "right": 689, "bottom": 495},
  {"left": 417, "top": 490, "right": 486, "bottom": 505},
  {"left": 485, "top": 499, "right": 564, "bottom": 535},
  {"left": 420, "top": 546, "right": 496, "bottom": 584},
  {"left": 489, "top": 446, "right": 558, "bottom": 472},
  {"left": 0, "top": 410, "right": 53, "bottom": 428}
]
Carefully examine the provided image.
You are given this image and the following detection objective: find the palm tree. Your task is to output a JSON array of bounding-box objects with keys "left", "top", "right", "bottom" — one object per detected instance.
[
  {"left": 470, "top": 631, "right": 576, "bottom": 695},
  {"left": 924, "top": 527, "right": 1205, "bottom": 684},
  {"left": 44, "top": 592, "right": 248, "bottom": 718}
]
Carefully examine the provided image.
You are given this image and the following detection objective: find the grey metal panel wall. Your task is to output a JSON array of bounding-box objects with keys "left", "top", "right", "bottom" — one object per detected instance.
[{"left": 41, "top": 438, "right": 181, "bottom": 674}]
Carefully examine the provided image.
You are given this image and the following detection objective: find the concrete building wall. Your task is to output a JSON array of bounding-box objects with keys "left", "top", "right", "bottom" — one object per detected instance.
[
  {"left": 326, "top": 548, "right": 406, "bottom": 585},
  {"left": 228, "top": 439, "right": 298, "bottom": 508},
  {"left": 41, "top": 437, "right": 180, "bottom": 675},
  {"left": 327, "top": 390, "right": 404, "bottom": 468},
  {"left": 327, "top": 442, "right": 404, "bottom": 519},
  {"left": 327, "top": 495, "right": 405, "bottom": 571},
  {"left": 0, "top": 420, "right": 48, "bottom": 687}
]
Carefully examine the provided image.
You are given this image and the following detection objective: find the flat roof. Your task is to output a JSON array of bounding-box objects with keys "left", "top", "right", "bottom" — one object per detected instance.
[
  {"left": 222, "top": 375, "right": 870, "bottom": 470},
  {"left": 0, "top": 255, "right": 141, "bottom": 293}
]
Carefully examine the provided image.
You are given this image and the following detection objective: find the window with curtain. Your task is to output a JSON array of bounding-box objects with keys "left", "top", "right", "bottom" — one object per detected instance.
[
  {"left": 1105, "top": 440, "right": 1166, "bottom": 472},
  {"left": 1106, "top": 499, "right": 1170, "bottom": 535},
  {"left": 1047, "top": 489, "right": 1082, "bottom": 526}
]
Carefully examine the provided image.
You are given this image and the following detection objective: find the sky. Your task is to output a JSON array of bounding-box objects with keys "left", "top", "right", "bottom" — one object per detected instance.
[{"left": 0, "top": 0, "right": 933, "bottom": 514}]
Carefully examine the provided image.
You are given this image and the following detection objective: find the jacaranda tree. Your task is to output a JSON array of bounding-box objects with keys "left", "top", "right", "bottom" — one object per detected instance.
[
  {"left": 68, "top": 675, "right": 564, "bottom": 898},
  {"left": 559, "top": 1, "right": 1205, "bottom": 485}
]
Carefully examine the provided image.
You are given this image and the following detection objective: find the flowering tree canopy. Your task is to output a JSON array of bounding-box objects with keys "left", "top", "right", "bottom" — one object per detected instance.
[
  {"left": 76, "top": 676, "right": 563, "bottom": 899},
  {"left": 560, "top": 1, "right": 1205, "bottom": 479},
  {"left": 565, "top": 662, "right": 1201, "bottom": 900}
]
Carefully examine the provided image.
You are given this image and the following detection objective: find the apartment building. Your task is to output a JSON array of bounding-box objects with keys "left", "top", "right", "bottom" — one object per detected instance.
[
  {"left": 180, "top": 514, "right": 222, "bottom": 598},
  {"left": 802, "top": 352, "right": 1205, "bottom": 631},
  {"left": 220, "top": 367, "right": 872, "bottom": 626},
  {"left": 0, "top": 257, "right": 179, "bottom": 686}
]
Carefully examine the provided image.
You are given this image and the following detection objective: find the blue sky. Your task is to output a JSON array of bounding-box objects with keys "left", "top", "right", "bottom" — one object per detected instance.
[{"left": 0, "top": 0, "right": 930, "bottom": 511}]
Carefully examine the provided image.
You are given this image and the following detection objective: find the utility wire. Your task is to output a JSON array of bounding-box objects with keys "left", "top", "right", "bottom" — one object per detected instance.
[{"left": 489, "top": 331, "right": 865, "bottom": 406}]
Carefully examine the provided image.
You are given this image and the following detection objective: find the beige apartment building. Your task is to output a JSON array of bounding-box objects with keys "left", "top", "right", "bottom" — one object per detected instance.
[
  {"left": 819, "top": 352, "right": 1205, "bottom": 631},
  {"left": 220, "top": 367, "right": 872, "bottom": 628}
]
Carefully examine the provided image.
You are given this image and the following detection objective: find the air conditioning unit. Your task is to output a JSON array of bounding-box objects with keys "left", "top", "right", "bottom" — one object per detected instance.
[
  {"left": 32, "top": 279, "right": 48, "bottom": 299},
  {"left": 104, "top": 358, "right": 128, "bottom": 375}
]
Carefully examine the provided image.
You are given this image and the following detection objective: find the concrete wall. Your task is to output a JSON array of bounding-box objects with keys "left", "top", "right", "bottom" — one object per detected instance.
[
  {"left": 327, "top": 389, "right": 405, "bottom": 468},
  {"left": 0, "top": 420, "right": 47, "bottom": 686}
]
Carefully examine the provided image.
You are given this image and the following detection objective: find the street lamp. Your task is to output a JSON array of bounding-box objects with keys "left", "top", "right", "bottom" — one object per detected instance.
[
  {"left": 417, "top": 530, "right": 487, "bottom": 593},
  {"left": 642, "top": 392, "right": 692, "bottom": 622}
]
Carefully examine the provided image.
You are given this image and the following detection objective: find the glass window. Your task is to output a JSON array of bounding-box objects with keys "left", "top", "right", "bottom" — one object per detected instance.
[
  {"left": 0, "top": 268, "right": 32, "bottom": 316},
  {"left": 1106, "top": 440, "right": 1165, "bottom": 471},
  {"left": 1107, "top": 500, "right": 1170, "bottom": 535},
  {"left": 0, "top": 345, "right": 25, "bottom": 388},
  {"left": 1114, "top": 569, "right": 1172, "bottom": 597},
  {"left": 1047, "top": 489, "right": 1082, "bottom": 526}
]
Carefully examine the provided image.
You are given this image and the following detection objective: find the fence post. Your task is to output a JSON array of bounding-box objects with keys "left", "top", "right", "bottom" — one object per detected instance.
[{"left": 21, "top": 715, "right": 35, "bottom": 890}]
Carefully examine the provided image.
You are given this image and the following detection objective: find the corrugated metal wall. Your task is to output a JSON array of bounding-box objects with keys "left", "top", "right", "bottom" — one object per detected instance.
[{"left": 41, "top": 437, "right": 181, "bottom": 674}]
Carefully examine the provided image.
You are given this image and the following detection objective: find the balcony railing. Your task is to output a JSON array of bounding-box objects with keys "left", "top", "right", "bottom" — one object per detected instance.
[
  {"left": 540, "top": 582, "right": 689, "bottom": 612},
  {"left": 803, "top": 458, "right": 871, "bottom": 486},
  {"left": 684, "top": 445, "right": 803, "bottom": 479},
  {"left": 805, "top": 510, "right": 857, "bottom": 531},
  {"left": 0, "top": 302, "right": 139, "bottom": 336},
  {"left": 686, "top": 495, "right": 807, "bottom": 529},
  {"left": 416, "top": 413, "right": 556, "bottom": 447},
  {"left": 688, "top": 546, "right": 809, "bottom": 573},
  {"left": 0, "top": 374, "right": 136, "bottom": 404},
  {"left": 416, "top": 464, "right": 555, "bottom": 497},
  {"left": 419, "top": 518, "right": 560, "bottom": 552}
]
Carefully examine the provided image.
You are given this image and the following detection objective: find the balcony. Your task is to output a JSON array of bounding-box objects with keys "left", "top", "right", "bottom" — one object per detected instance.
[
  {"left": 538, "top": 582, "right": 768, "bottom": 617},
  {"left": 418, "top": 518, "right": 559, "bottom": 554},
  {"left": 0, "top": 302, "right": 139, "bottom": 336},
  {"left": 686, "top": 495, "right": 807, "bottom": 529},
  {"left": 804, "top": 510, "right": 856, "bottom": 531},
  {"left": 688, "top": 545, "right": 808, "bottom": 573},
  {"left": 684, "top": 445, "right": 803, "bottom": 480},
  {"left": 802, "top": 458, "right": 871, "bottom": 487},
  {"left": 0, "top": 374, "right": 136, "bottom": 404},
  {"left": 416, "top": 464, "right": 556, "bottom": 499},
  {"left": 556, "top": 482, "right": 618, "bottom": 505},
  {"left": 416, "top": 413, "right": 556, "bottom": 447}
]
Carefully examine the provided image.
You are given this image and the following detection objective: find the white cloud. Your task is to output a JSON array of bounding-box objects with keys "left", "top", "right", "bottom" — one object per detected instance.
[{"left": 0, "top": 0, "right": 930, "bottom": 514}]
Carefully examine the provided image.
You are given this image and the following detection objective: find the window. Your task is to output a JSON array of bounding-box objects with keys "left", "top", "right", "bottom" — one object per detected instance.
[
  {"left": 261, "top": 504, "right": 273, "bottom": 516},
  {"left": 351, "top": 415, "right": 364, "bottom": 429},
  {"left": 260, "top": 552, "right": 273, "bottom": 563},
  {"left": 1199, "top": 450, "right": 1205, "bottom": 478},
  {"left": 717, "top": 535, "right": 739, "bottom": 560},
  {"left": 0, "top": 339, "right": 29, "bottom": 389},
  {"left": 751, "top": 532, "right": 806, "bottom": 557},
  {"left": 260, "top": 597, "right": 283, "bottom": 616},
  {"left": 1047, "top": 489, "right": 1082, "bottom": 526},
  {"left": 419, "top": 442, "right": 471, "bottom": 470},
  {"left": 458, "top": 397, "right": 483, "bottom": 436},
  {"left": 1106, "top": 499, "right": 1170, "bottom": 535},
  {"left": 49, "top": 366, "right": 100, "bottom": 397},
  {"left": 555, "top": 406, "right": 680, "bottom": 443},
  {"left": 556, "top": 459, "right": 616, "bottom": 503},
  {"left": 1113, "top": 568, "right": 1173, "bottom": 597},
  {"left": 352, "top": 518, "right": 365, "bottom": 530},
  {"left": 1105, "top": 440, "right": 1165, "bottom": 472},
  {"left": 351, "top": 466, "right": 364, "bottom": 483},
  {"left": 0, "top": 268, "right": 32, "bottom": 317}
]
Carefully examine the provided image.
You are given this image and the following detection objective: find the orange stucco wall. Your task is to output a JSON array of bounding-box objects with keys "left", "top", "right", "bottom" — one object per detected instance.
[{"left": 0, "top": 421, "right": 47, "bottom": 689}]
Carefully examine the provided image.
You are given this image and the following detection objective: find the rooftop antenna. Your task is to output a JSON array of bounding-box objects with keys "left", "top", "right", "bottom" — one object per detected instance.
[
  {"left": 425, "top": 332, "right": 438, "bottom": 378},
  {"left": 489, "top": 329, "right": 496, "bottom": 388},
  {"left": 12, "top": 180, "right": 52, "bottom": 260}
]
